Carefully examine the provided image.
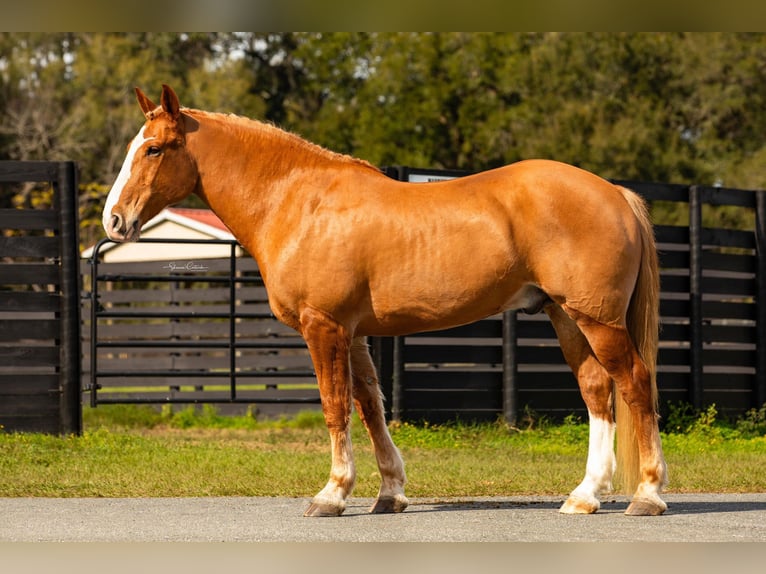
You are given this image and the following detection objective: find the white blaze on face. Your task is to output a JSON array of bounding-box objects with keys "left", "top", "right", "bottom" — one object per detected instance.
[{"left": 102, "top": 126, "right": 156, "bottom": 232}]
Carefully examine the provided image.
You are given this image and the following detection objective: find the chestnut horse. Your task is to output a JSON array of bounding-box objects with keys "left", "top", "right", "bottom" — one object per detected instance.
[{"left": 103, "top": 85, "right": 667, "bottom": 517}]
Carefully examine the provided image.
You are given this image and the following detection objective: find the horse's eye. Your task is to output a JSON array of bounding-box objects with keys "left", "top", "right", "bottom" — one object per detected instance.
[{"left": 146, "top": 146, "right": 162, "bottom": 157}]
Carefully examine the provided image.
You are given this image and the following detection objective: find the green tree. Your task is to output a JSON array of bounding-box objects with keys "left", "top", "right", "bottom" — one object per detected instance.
[{"left": 3, "top": 32, "right": 766, "bottom": 242}]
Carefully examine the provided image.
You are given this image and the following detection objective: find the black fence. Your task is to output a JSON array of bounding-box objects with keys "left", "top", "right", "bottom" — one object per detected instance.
[
  {"left": 0, "top": 161, "right": 81, "bottom": 434},
  {"left": 80, "top": 168, "right": 766, "bottom": 425},
  {"left": 3, "top": 159, "right": 764, "bottom": 431}
]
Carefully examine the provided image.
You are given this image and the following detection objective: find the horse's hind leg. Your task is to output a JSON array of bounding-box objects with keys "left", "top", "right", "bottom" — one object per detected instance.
[
  {"left": 547, "top": 305, "right": 616, "bottom": 514},
  {"left": 564, "top": 307, "right": 668, "bottom": 516},
  {"left": 350, "top": 337, "right": 409, "bottom": 513}
]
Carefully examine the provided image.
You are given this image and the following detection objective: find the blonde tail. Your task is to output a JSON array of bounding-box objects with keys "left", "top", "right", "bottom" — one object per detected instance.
[{"left": 614, "top": 186, "right": 660, "bottom": 494}]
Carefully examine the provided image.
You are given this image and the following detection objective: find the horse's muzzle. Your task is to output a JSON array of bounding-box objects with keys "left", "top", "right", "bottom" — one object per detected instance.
[{"left": 105, "top": 212, "right": 141, "bottom": 242}]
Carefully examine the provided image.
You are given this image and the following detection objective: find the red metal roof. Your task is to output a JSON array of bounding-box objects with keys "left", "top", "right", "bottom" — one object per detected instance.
[{"left": 166, "top": 207, "right": 231, "bottom": 234}]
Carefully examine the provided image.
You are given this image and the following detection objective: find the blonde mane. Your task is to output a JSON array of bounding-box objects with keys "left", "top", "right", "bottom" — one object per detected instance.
[{"left": 183, "top": 108, "right": 381, "bottom": 174}]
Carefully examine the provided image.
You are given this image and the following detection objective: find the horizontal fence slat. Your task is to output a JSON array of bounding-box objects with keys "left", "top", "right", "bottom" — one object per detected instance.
[
  {"left": 0, "top": 319, "right": 59, "bottom": 341},
  {"left": 660, "top": 274, "right": 690, "bottom": 293},
  {"left": 615, "top": 180, "right": 689, "bottom": 203},
  {"left": 0, "top": 209, "right": 58, "bottom": 230},
  {"left": 516, "top": 318, "right": 557, "bottom": 339},
  {"left": 703, "top": 251, "right": 755, "bottom": 274},
  {"left": 657, "top": 372, "right": 692, "bottom": 390},
  {"left": 93, "top": 369, "right": 314, "bottom": 379},
  {"left": 0, "top": 345, "right": 60, "bottom": 367},
  {"left": 91, "top": 286, "right": 268, "bottom": 305},
  {"left": 409, "top": 319, "right": 503, "bottom": 339},
  {"left": 660, "top": 299, "right": 691, "bottom": 318},
  {"left": 399, "top": 410, "right": 505, "bottom": 424},
  {"left": 698, "top": 185, "right": 757, "bottom": 208},
  {"left": 658, "top": 347, "right": 691, "bottom": 366},
  {"left": 659, "top": 323, "right": 690, "bottom": 341},
  {"left": 403, "top": 389, "right": 503, "bottom": 411},
  {"left": 0, "top": 160, "right": 59, "bottom": 182},
  {"left": 655, "top": 225, "right": 690, "bottom": 244},
  {"left": 702, "top": 300, "right": 755, "bottom": 321},
  {"left": 701, "top": 227, "right": 755, "bottom": 250},
  {"left": 701, "top": 372, "right": 755, "bottom": 391},
  {"left": 701, "top": 348, "right": 756, "bottom": 367},
  {"left": 0, "top": 374, "right": 59, "bottom": 395},
  {"left": 702, "top": 275, "right": 755, "bottom": 296},
  {"left": 702, "top": 325, "right": 756, "bottom": 344},
  {"left": 0, "top": 236, "right": 59, "bottom": 258},
  {"left": 404, "top": 344, "right": 502, "bottom": 365},
  {"left": 93, "top": 353, "right": 312, "bottom": 371},
  {"left": 0, "top": 393, "right": 59, "bottom": 416},
  {"left": 402, "top": 371, "right": 501, "bottom": 390},
  {"left": 0, "top": 263, "right": 60, "bottom": 285},
  {"left": 0, "top": 414, "right": 61, "bottom": 434},
  {"left": 659, "top": 250, "right": 689, "bottom": 269},
  {"left": 702, "top": 391, "right": 754, "bottom": 412},
  {"left": 92, "top": 375, "right": 315, "bottom": 388},
  {"left": 517, "top": 389, "right": 586, "bottom": 409},
  {"left": 0, "top": 291, "right": 60, "bottom": 312},
  {"left": 86, "top": 321, "right": 297, "bottom": 340},
  {"left": 516, "top": 371, "right": 577, "bottom": 390},
  {"left": 515, "top": 346, "right": 567, "bottom": 365}
]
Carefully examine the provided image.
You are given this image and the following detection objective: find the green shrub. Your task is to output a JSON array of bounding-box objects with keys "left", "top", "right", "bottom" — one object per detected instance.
[
  {"left": 736, "top": 404, "right": 766, "bottom": 438},
  {"left": 664, "top": 401, "right": 700, "bottom": 434}
]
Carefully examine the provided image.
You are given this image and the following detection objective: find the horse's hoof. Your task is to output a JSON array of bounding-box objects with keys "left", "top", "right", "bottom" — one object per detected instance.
[
  {"left": 559, "top": 496, "right": 599, "bottom": 514},
  {"left": 625, "top": 498, "right": 667, "bottom": 516},
  {"left": 304, "top": 501, "right": 345, "bottom": 517},
  {"left": 370, "top": 494, "right": 409, "bottom": 514}
]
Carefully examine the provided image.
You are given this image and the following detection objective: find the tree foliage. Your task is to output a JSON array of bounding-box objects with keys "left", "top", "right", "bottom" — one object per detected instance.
[{"left": 2, "top": 32, "right": 766, "bottom": 241}]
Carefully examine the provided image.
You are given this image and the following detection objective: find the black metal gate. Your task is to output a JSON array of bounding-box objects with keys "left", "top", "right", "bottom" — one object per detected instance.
[{"left": 84, "top": 237, "right": 320, "bottom": 412}]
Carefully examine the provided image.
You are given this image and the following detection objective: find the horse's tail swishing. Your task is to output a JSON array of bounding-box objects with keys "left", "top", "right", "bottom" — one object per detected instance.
[{"left": 614, "top": 186, "right": 662, "bottom": 495}]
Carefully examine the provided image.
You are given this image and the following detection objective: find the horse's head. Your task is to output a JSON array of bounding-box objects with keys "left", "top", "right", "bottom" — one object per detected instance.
[{"left": 103, "top": 84, "right": 199, "bottom": 242}]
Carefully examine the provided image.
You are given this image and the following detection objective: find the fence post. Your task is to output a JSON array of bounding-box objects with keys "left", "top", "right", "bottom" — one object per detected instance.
[
  {"left": 56, "top": 161, "right": 82, "bottom": 435},
  {"left": 688, "top": 185, "right": 704, "bottom": 409},
  {"left": 502, "top": 310, "right": 518, "bottom": 426},
  {"left": 89, "top": 239, "right": 106, "bottom": 408},
  {"left": 755, "top": 190, "right": 766, "bottom": 409},
  {"left": 391, "top": 335, "right": 404, "bottom": 422},
  {"left": 229, "top": 241, "right": 238, "bottom": 401}
]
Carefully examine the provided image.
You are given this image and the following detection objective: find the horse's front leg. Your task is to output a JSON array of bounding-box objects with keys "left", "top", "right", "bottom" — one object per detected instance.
[{"left": 301, "top": 307, "right": 356, "bottom": 517}]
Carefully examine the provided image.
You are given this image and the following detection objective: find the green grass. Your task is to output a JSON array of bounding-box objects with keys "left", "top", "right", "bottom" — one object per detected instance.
[{"left": 0, "top": 403, "right": 764, "bottom": 498}]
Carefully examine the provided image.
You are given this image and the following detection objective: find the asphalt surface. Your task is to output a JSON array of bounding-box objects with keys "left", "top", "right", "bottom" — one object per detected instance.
[{"left": 1, "top": 493, "right": 765, "bottom": 542}]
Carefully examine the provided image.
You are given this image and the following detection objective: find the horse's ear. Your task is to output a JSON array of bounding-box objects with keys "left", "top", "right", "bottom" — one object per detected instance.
[
  {"left": 160, "top": 84, "right": 181, "bottom": 120},
  {"left": 135, "top": 87, "right": 157, "bottom": 117}
]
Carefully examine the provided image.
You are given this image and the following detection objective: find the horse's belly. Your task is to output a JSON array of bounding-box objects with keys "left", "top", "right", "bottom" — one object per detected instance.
[{"left": 359, "top": 274, "right": 536, "bottom": 336}]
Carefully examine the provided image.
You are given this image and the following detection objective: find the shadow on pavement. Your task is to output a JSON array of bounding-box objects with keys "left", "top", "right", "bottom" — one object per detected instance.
[{"left": 411, "top": 497, "right": 766, "bottom": 516}]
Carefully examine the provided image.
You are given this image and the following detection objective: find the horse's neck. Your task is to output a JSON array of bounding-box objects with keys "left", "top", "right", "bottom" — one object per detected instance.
[{"left": 185, "top": 113, "right": 356, "bottom": 273}]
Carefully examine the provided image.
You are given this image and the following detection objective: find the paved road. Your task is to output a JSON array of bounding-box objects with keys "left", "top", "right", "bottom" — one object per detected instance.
[{"left": 1, "top": 493, "right": 765, "bottom": 542}]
